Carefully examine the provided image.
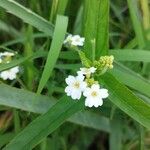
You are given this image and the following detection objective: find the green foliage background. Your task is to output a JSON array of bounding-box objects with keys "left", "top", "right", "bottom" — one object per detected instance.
[{"left": 0, "top": 0, "right": 150, "bottom": 149}]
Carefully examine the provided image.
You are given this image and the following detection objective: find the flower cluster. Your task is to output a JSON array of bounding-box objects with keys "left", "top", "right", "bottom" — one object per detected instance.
[
  {"left": 64, "top": 34, "right": 114, "bottom": 108},
  {"left": 64, "top": 34, "right": 85, "bottom": 46},
  {"left": 65, "top": 67, "right": 109, "bottom": 108},
  {"left": 0, "top": 52, "right": 19, "bottom": 80}
]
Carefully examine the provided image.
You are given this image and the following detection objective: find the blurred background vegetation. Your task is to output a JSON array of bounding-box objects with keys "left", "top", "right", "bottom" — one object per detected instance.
[{"left": 0, "top": 0, "right": 150, "bottom": 150}]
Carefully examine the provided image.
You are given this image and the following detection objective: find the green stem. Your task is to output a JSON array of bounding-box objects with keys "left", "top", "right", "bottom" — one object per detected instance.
[
  {"left": 91, "top": 39, "right": 96, "bottom": 62},
  {"left": 139, "top": 125, "right": 145, "bottom": 150},
  {"left": 40, "top": 138, "right": 47, "bottom": 150},
  {"left": 13, "top": 109, "right": 20, "bottom": 133}
]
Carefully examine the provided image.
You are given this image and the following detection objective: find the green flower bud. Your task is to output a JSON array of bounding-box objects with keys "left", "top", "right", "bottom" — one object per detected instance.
[
  {"left": 93, "top": 55, "right": 114, "bottom": 75},
  {"left": 85, "top": 78, "right": 98, "bottom": 86},
  {"left": 99, "top": 55, "right": 114, "bottom": 69}
]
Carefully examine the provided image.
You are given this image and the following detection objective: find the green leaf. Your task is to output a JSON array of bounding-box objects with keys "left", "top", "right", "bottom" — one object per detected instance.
[
  {"left": 101, "top": 73, "right": 150, "bottom": 129},
  {"left": 57, "top": 0, "right": 69, "bottom": 15},
  {"left": 4, "top": 96, "right": 84, "bottom": 150},
  {"left": 2, "top": 33, "right": 48, "bottom": 47},
  {"left": 70, "top": 111, "right": 110, "bottom": 132},
  {"left": 0, "top": 0, "right": 54, "bottom": 37},
  {"left": 111, "top": 62, "right": 150, "bottom": 98},
  {"left": 55, "top": 63, "right": 81, "bottom": 70},
  {"left": 0, "top": 51, "right": 47, "bottom": 72},
  {"left": 0, "top": 133, "right": 15, "bottom": 149},
  {"left": 83, "top": 0, "right": 99, "bottom": 59},
  {"left": 109, "top": 118, "right": 122, "bottom": 150},
  {"left": 96, "top": 0, "right": 109, "bottom": 57},
  {"left": 83, "top": 0, "right": 109, "bottom": 59},
  {"left": 0, "top": 20, "right": 20, "bottom": 37},
  {"left": 59, "top": 51, "right": 79, "bottom": 60},
  {"left": 37, "top": 15, "right": 68, "bottom": 93},
  {"left": 0, "top": 84, "right": 55, "bottom": 113},
  {"left": 110, "top": 49, "right": 150, "bottom": 62},
  {"left": 0, "top": 84, "right": 110, "bottom": 132},
  {"left": 127, "top": 0, "right": 145, "bottom": 48}
]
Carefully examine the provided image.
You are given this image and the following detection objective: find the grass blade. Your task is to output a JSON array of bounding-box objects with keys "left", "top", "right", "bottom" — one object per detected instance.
[
  {"left": 37, "top": 15, "right": 68, "bottom": 93},
  {"left": 0, "top": 20, "right": 20, "bottom": 37},
  {"left": 110, "top": 49, "right": 150, "bottom": 62},
  {"left": 127, "top": 0, "right": 145, "bottom": 48},
  {"left": 83, "top": 0, "right": 99, "bottom": 60},
  {"left": 83, "top": 0, "right": 109, "bottom": 59},
  {"left": 109, "top": 118, "right": 122, "bottom": 150},
  {"left": 0, "top": 0, "right": 54, "bottom": 37},
  {"left": 4, "top": 96, "right": 84, "bottom": 150},
  {"left": 0, "top": 84, "right": 110, "bottom": 132},
  {"left": 101, "top": 73, "right": 150, "bottom": 129},
  {"left": 96, "top": 0, "right": 109, "bottom": 57},
  {"left": 111, "top": 62, "right": 150, "bottom": 98},
  {"left": 0, "top": 133, "right": 15, "bottom": 149},
  {"left": 0, "top": 51, "right": 47, "bottom": 72}
]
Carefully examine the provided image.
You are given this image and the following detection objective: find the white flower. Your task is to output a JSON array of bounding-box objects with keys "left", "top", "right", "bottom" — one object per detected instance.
[
  {"left": 64, "top": 34, "right": 85, "bottom": 46},
  {"left": 0, "top": 66, "right": 19, "bottom": 80},
  {"left": 77, "top": 67, "right": 96, "bottom": 76},
  {"left": 64, "top": 34, "right": 73, "bottom": 44},
  {"left": 0, "top": 52, "right": 14, "bottom": 57},
  {"left": 83, "top": 84, "right": 109, "bottom": 107},
  {"left": 65, "top": 74, "right": 87, "bottom": 100},
  {"left": 71, "top": 35, "right": 85, "bottom": 46}
]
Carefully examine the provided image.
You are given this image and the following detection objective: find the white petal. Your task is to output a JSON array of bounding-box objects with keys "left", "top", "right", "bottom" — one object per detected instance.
[
  {"left": 71, "top": 90, "right": 81, "bottom": 100},
  {"left": 90, "top": 67, "right": 96, "bottom": 73},
  {"left": 72, "top": 35, "right": 80, "bottom": 39},
  {"left": 77, "top": 42, "right": 84, "bottom": 46},
  {"left": 80, "top": 68, "right": 88, "bottom": 75},
  {"left": 65, "top": 86, "right": 72, "bottom": 96},
  {"left": 1, "top": 52, "right": 14, "bottom": 57},
  {"left": 9, "top": 73, "right": 16, "bottom": 80},
  {"left": 11, "top": 66, "right": 19, "bottom": 73},
  {"left": 65, "top": 75, "right": 75, "bottom": 85},
  {"left": 77, "top": 71, "right": 83, "bottom": 76},
  {"left": 85, "top": 98, "right": 93, "bottom": 107},
  {"left": 80, "top": 38, "right": 85, "bottom": 42},
  {"left": 0, "top": 71, "right": 9, "bottom": 80},
  {"left": 76, "top": 74, "right": 84, "bottom": 81},
  {"left": 83, "top": 87, "right": 91, "bottom": 97},
  {"left": 64, "top": 34, "right": 72, "bottom": 44},
  {"left": 80, "top": 82, "right": 87, "bottom": 91},
  {"left": 71, "top": 35, "right": 84, "bottom": 46},
  {"left": 71, "top": 41, "right": 77, "bottom": 46},
  {"left": 91, "top": 84, "right": 100, "bottom": 90},
  {"left": 93, "top": 98, "right": 103, "bottom": 107},
  {"left": 100, "top": 89, "right": 109, "bottom": 98}
]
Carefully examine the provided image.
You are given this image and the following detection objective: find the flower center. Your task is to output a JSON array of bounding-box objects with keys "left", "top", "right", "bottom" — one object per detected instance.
[
  {"left": 73, "top": 82, "right": 80, "bottom": 89},
  {"left": 91, "top": 91, "right": 97, "bottom": 97}
]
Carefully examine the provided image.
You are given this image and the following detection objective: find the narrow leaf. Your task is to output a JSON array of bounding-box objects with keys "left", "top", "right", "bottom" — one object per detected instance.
[
  {"left": 111, "top": 62, "right": 150, "bottom": 98},
  {"left": 101, "top": 73, "right": 150, "bottom": 129},
  {"left": 0, "top": 0, "right": 54, "bottom": 37},
  {"left": 96, "top": 0, "right": 109, "bottom": 57},
  {"left": 0, "top": 84, "right": 110, "bottom": 132},
  {"left": 127, "top": 0, "right": 145, "bottom": 48},
  {"left": 37, "top": 15, "right": 68, "bottom": 93},
  {"left": 83, "top": 0, "right": 109, "bottom": 58},
  {"left": 110, "top": 49, "right": 150, "bottom": 62},
  {"left": 4, "top": 96, "right": 84, "bottom": 150}
]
